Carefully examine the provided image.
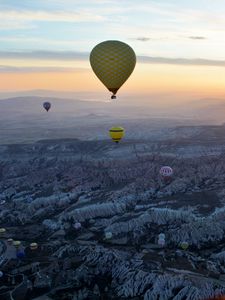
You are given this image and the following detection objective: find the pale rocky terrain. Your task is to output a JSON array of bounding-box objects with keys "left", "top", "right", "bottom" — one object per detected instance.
[
  {"left": 1, "top": 96, "right": 225, "bottom": 299},
  {"left": 1, "top": 122, "right": 225, "bottom": 299}
]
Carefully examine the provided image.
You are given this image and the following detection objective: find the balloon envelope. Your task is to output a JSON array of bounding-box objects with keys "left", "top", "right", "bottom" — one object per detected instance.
[
  {"left": 30, "top": 243, "right": 38, "bottom": 250},
  {"left": 43, "top": 102, "right": 51, "bottom": 112},
  {"left": 90, "top": 40, "right": 136, "bottom": 97},
  {"left": 109, "top": 127, "right": 125, "bottom": 143},
  {"left": 74, "top": 222, "right": 82, "bottom": 230},
  {"left": 7, "top": 238, "right": 13, "bottom": 245},
  {"left": 105, "top": 232, "right": 113, "bottom": 239},
  {"left": 158, "top": 233, "right": 165, "bottom": 239},
  {"left": 160, "top": 166, "right": 173, "bottom": 177},
  {"left": 180, "top": 241, "right": 189, "bottom": 250},
  {"left": 13, "top": 241, "right": 21, "bottom": 248},
  {"left": 0, "top": 228, "right": 6, "bottom": 234}
]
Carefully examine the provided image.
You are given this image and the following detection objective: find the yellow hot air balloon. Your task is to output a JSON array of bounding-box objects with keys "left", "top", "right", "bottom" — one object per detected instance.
[
  {"left": 90, "top": 40, "right": 136, "bottom": 99},
  {"left": 13, "top": 240, "right": 21, "bottom": 249},
  {"left": 109, "top": 127, "right": 125, "bottom": 143},
  {"left": 30, "top": 243, "right": 38, "bottom": 251}
]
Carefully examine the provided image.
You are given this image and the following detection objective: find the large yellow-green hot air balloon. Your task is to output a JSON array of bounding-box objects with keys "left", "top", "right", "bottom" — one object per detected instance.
[
  {"left": 109, "top": 127, "right": 125, "bottom": 143},
  {"left": 90, "top": 40, "right": 136, "bottom": 99}
]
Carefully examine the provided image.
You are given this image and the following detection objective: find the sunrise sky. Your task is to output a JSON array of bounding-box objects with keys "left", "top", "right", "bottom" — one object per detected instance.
[{"left": 1, "top": 0, "right": 225, "bottom": 100}]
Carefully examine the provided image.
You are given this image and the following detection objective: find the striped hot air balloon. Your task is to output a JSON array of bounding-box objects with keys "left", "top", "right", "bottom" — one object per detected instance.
[
  {"left": 159, "top": 166, "right": 173, "bottom": 177},
  {"left": 109, "top": 127, "right": 125, "bottom": 143}
]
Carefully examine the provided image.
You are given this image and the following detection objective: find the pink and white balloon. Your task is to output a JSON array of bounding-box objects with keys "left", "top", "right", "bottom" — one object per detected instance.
[
  {"left": 159, "top": 166, "right": 173, "bottom": 178},
  {"left": 74, "top": 222, "right": 82, "bottom": 230}
]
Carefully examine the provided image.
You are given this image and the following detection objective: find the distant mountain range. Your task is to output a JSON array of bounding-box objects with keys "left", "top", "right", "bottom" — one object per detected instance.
[
  {"left": 0, "top": 92, "right": 225, "bottom": 121},
  {"left": 0, "top": 94, "right": 225, "bottom": 144}
]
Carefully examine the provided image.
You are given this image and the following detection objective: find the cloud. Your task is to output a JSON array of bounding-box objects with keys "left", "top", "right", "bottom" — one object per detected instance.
[
  {"left": 1, "top": 51, "right": 225, "bottom": 69},
  {"left": 135, "top": 37, "right": 151, "bottom": 42},
  {"left": 0, "top": 9, "right": 105, "bottom": 30},
  {"left": 0, "top": 65, "right": 89, "bottom": 73},
  {"left": 0, "top": 10, "right": 105, "bottom": 22},
  {"left": 0, "top": 50, "right": 89, "bottom": 61},
  {"left": 188, "top": 36, "right": 206, "bottom": 40},
  {"left": 138, "top": 56, "right": 225, "bottom": 67}
]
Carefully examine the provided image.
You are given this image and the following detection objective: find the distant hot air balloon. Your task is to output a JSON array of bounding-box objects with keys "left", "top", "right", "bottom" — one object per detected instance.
[
  {"left": 0, "top": 228, "right": 6, "bottom": 236},
  {"left": 109, "top": 127, "right": 125, "bottom": 143},
  {"left": 158, "top": 233, "right": 165, "bottom": 240},
  {"left": 160, "top": 166, "right": 173, "bottom": 183},
  {"left": 13, "top": 240, "right": 21, "bottom": 249},
  {"left": 7, "top": 238, "right": 13, "bottom": 245},
  {"left": 30, "top": 243, "right": 38, "bottom": 251},
  {"left": 43, "top": 102, "right": 51, "bottom": 112},
  {"left": 180, "top": 241, "right": 189, "bottom": 250},
  {"left": 74, "top": 222, "right": 82, "bottom": 230},
  {"left": 160, "top": 166, "right": 173, "bottom": 178},
  {"left": 158, "top": 233, "right": 166, "bottom": 247},
  {"left": 90, "top": 40, "right": 136, "bottom": 99},
  {"left": 105, "top": 232, "right": 113, "bottom": 240},
  {"left": 16, "top": 250, "right": 25, "bottom": 259}
]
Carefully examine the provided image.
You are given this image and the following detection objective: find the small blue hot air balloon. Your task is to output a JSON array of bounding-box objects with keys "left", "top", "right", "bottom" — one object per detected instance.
[
  {"left": 17, "top": 250, "right": 25, "bottom": 259},
  {"left": 43, "top": 102, "right": 51, "bottom": 112}
]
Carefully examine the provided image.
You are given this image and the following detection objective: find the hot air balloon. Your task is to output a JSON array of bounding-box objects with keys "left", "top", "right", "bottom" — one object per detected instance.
[
  {"left": 90, "top": 40, "right": 136, "bottom": 99},
  {"left": 158, "top": 233, "right": 166, "bottom": 247},
  {"left": 74, "top": 222, "right": 82, "bottom": 230},
  {"left": 13, "top": 240, "right": 21, "bottom": 249},
  {"left": 109, "top": 127, "right": 125, "bottom": 143},
  {"left": 180, "top": 241, "right": 189, "bottom": 250},
  {"left": 0, "top": 228, "right": 6, "bottom": 236},
  {"left": 30, "top": 243, "right": 38, "bottom": 251},
  {"left": 160, "top": 166, "right": 173, "bottom": 183},
  {"left": 43, "top": 102, "right": 51, "bottom": 112},
  {"left": 16, "top": 250, "right": 25, "bottom": 259},
  {"left": 105, "top": 232, "right": 113, "bottom": 240},
  {"left": 160, "top": 166, "right": 173, "bottom": 177},
  {"left": 7, "top": 238, "right": 13, "bottom": 245},
  {"left": 158, "top": 233, "right": 165, "bottom": 240}
]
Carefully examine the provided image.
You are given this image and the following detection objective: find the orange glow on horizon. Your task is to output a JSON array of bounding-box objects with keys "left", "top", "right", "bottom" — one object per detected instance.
[{"left": 0, "top": 64, "right": 225, "bottom": 100}]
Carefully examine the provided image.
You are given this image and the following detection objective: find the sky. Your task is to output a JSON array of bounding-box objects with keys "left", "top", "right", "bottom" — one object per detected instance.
[{"left": 1, "top": 0, "right": 225, "bottom": 101}]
